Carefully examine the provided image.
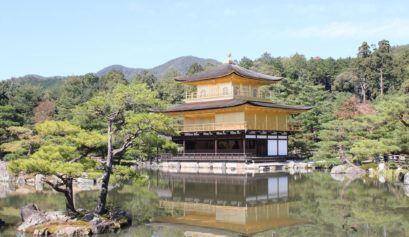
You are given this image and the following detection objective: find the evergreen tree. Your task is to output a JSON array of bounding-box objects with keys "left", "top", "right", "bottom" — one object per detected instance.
[
  {"left": 371, "top": 40, "right": 393, "bottom": 97},
  {"left": 187, "top": 63, "right": 204, "bottom": 75},
  {"left": 7, "top": 121, "right": 105, "bottom": 214},
  {"left": 355, "top": 42, "right": 373, "bottom": 103},
  {"left": 76, "top": 83, "right": 173, "bottom": 214},
  {"left": 131, "top": 71, "right": 158, "bottom": 90}
]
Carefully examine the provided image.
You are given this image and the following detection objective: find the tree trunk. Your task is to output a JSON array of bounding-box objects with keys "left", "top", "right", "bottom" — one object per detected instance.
[
  {"left": 64, "top": 178, "right": 76, "bottom": 215},
  {"left": 44, "top": 178, "right": 77, "bottom": 215},
  {"left": 399, "top": 112, "right": 409, "bottom": 127},
  {"left": 95, "top": 119, "right": 114, "bottom": 214},
  {"left": 360, "top": 82, "right": 367, "bottom": 103},
  {"left": 156, "top": 146, "right": 159, "bottom": 163},
  {"left": 380, "top": 68, "right": 384, "bottom": 97}
]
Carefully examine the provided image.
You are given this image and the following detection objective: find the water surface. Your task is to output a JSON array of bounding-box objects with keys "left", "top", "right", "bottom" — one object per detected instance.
[{"left": 1, "top": 171, "right": 409, "bottom": 237}]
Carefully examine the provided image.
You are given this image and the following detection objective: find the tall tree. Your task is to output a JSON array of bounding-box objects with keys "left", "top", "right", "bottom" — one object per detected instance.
[
  {"left": 156, "top": 69, "right": 185, "bottom": 104},
  {"left": 99, "top": 70, "right": 127, "bottom": 91},
  {"left": 239, "top": 57, "right": 254, "bottom": 69},
  {"left": 76, "top": 83, "right": 173, "bottom": 214},
  {"left": 131, "top": 71, "right": 158, "bottom": 90},
  {"left": 8, "top": 84, "right": 42, "bottom": 124},
  {"left": 355, "top": 42, "right": 373, "bottom": 103},
  {"left": 57, "top": 73, "right": 99, "bottom": 120},
  {"left": 372, "top": 40, "right": 393, "bottom": 97}
]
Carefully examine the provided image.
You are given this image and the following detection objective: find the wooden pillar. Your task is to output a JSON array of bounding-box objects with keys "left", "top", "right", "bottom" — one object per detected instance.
[
  {"left": 215, "top": 138, "right": 218, "bottom": 154},
  {"left": 183, "top": 140, "right": 186, "bottom": 156},
  {"left": 243, "top": 138, "right": 246, "bottom": 155},
  {"left": 255, "top": 138, "right": 258, "bottom": 157}
]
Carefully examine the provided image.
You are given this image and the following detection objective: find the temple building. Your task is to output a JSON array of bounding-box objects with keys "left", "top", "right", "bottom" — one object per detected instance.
[{"left": 161, "top": 56, "right": 311, "bottom": 162}]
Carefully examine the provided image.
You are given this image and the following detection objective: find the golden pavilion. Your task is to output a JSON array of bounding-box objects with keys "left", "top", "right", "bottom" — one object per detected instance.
[{"left": 162, "top": 56, "right": 311, "bottom": 162}]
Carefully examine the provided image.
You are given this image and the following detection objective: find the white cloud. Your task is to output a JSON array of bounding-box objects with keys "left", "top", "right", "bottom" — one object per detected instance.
[{"left": 284, "top": 19, "right": 409, "bottom": 39}]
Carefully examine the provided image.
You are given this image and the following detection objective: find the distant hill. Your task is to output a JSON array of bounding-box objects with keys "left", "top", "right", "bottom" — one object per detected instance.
[
  {"left": 96, "top": 56, "right": 220, "bottom": 80},
  {"left": 2, "top": 56, "right": 221, "bottom": 91},
  {"left": 5, "top": 74, "right": 66, "bottom": 91}
]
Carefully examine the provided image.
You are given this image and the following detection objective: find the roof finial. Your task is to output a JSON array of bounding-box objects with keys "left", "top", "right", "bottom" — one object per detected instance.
[{"left": 224, "top": 52, "right": 233, "bottom": 64}]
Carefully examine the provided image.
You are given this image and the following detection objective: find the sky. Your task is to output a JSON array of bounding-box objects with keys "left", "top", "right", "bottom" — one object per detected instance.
[{"left": 1, "top": 0, "right": 409, "bottom": 79}]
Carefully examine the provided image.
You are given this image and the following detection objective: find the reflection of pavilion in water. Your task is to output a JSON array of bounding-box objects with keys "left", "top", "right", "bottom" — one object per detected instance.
[{"left": 153, "top": 172, "right": 306, "bottom": 235}]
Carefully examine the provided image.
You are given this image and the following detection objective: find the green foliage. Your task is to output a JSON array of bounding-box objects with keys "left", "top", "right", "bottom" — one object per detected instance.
[
  {"left": 75, "top": 81, "right": 175, "bottom": 161},
  {"left": 8, "top": 145, "right": 95, "bottom": 177},
  {"left": 265, "top": 77, "right": 344, "bottom": 156},
  {"left": 57, "top": 73, "right": 100, "bottom": 120},
  {"left": 314, "top": 93, "right": 409, "bottom": 162},
  {"left": 7, "top": 120, "right": 104, "bottom": 178},
  {"left": 0, "top": 105, "right": 23, "bottom": 146},
  {"left": 110, "top": 165, "right": 138, "bottom": 184},
  {"left": 239, "top": 56, "right": 254, "bottom": 69},
  {"left": 156, "top": 69, "right": 185, "bottom": 104},
  {"left": 0, "top": 126, "right": 41, "bottom": 160},
  {"left": 5, "top": 84, "right": 43, "bottom": 124},
  {"left": 187, "top": 63, "right": 204, "bottom": 76},
  {"left": 131, "top": 71, "right": 158, "bottom": 90},
  {"left": 99, "top": 70, "right": 127, "bottom": 91},
  {"left": 351, "top": 139, "right": 399, "bottom": 160},
  {"left": 36, "top": 120, "right": 81, "bottom": 136}
]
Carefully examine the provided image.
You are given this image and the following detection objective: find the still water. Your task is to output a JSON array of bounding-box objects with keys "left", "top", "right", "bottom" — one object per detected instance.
[{"left": 1, "top": 171, "right": 409, "bottom": 237}]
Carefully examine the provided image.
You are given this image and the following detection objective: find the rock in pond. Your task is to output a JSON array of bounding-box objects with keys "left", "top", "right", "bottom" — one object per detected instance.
[
  {"left": 378, "top": 163, "right": 385, "bottom": 172},
  {"left": 331, "top": 165, "right": 366, "bottom": 175},
  {"left": 18, "top": 205, "right": 132, "bottom": 236},
  {"left": 330, "top": 165, "right": 346, "bottom": 174},
  {"left": 0, "top": 161, "right": 11, "bottom": 182},
  {"left": 345, "top": 166, "right": 366, "bottom": 175},
  {"left": 54, "top": 226, "right": 91, "bottom": 236},
  {"left": 21, "top": 204, "right": 41, "bottom": 222}
]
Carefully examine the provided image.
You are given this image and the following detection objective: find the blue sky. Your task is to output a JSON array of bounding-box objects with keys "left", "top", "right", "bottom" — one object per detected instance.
[{"left": 1, "top": 0, "right": 408, "bottom": 79}]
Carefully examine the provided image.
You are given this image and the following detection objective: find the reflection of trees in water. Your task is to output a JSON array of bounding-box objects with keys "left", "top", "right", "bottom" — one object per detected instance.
[
  {"left": 2, "top": 172, "right": 409, "bottom": 237},
  {"left": 258, "top": 173, "right": 409, "bottom": 237},
  {"left": 0, "top": 188, "right": 65, "bottom": 226},
  {"left": 76, "top": 182, "right": 160, "bottom": 224}
]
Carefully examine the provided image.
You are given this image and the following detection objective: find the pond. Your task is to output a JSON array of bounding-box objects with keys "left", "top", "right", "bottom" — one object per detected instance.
[{"left": 1, "top": 170, "right": 409, "bottom": 237}]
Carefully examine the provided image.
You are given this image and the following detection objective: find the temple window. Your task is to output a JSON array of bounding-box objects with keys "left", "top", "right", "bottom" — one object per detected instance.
[
  {"left": 222, "top": 87, "right": 229, "bottom": 95},
  {"left": 199, "top": 89, "right": 206, "bottom": 97},
  {"left": 233, "top": 86, "right": 240, "bottom": 95}
]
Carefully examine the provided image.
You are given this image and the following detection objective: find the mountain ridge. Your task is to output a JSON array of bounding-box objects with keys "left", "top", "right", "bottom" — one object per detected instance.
[
  {"left": 3, "top": 56, "right": 221, "bottom": 84},
  {"left": 96, "top": 56, "right": 220, "bottom": 79}
]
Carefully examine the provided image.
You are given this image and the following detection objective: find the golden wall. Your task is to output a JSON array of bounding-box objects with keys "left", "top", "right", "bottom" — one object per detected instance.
[{"left": 181, "top": 108, "right": 289, "bottom": 132}]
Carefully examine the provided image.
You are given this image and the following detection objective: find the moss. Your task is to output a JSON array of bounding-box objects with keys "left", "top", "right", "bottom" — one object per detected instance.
[
  {"left": 26, "top": 220, "right": 91, "bottom": 234},
  {"left": 361, "top": 163, "right": 377, "bottom": 170},
  {"left": 116, "top": 217, "right": 130, "bottom": 227}
]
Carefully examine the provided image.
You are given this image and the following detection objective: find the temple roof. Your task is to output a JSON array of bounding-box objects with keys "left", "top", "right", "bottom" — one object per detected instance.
[
  {"left": 175, "top": 63, "right": 282, "bottom": 82},
  {"left": 162, "top": 99, "right": 312, "bottom": 113}
]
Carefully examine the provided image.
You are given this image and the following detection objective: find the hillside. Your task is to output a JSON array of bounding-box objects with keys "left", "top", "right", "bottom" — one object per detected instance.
[
  {"left": 3, "top": 56, "right": 220, "bottom": 89},
  {"left": 96, "top": 56, "right": 220, "bottom": 79}
]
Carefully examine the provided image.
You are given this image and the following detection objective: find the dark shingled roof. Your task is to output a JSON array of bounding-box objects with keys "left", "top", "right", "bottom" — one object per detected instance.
[
  {"left": 176, "top": 63, "right": 282, "bottom": 82},
  {"left": 162, "top": 99, "right": 312, "bottom": 113}
]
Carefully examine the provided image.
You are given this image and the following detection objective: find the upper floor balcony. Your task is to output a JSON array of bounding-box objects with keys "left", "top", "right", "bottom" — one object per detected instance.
[
  {"left": 173, "top": 121, "right": 301, "bottom": 133},
  {"left": 184, "top": 88, "right": 271, "bottom": 103}
]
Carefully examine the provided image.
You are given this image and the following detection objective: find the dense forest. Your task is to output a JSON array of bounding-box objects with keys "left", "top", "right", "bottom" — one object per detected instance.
[{"left": 0, "top": 39, "right": 408, "bottom": 167}]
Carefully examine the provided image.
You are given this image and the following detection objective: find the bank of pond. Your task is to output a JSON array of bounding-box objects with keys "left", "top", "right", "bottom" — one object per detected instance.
[{"left": 1, "top": 170, "right": 409, "bottom": 237}]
